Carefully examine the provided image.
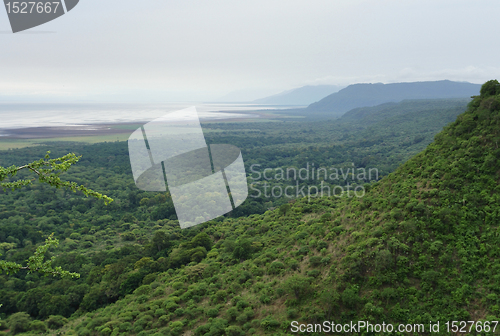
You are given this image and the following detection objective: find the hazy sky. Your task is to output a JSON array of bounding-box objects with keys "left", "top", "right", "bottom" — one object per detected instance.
[{"left": 1, "top": 0, "right": 500, "bottom": 102}]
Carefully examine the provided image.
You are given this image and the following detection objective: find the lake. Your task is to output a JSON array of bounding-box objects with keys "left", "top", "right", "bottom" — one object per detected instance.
[{"left": 0, "top": 102, "right": 289, "bottom": 129}]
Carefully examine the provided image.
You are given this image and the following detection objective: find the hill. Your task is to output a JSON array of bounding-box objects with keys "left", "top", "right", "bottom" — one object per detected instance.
[
  {"left": 338, "top": 97, "right": 469, "bottom": 125},
  {"left": 307, "top": 80, "right": 481, "bottom": 118},
  {"left": 252, "top": 85, "right": 344, "bottom": 105},
  {"left": 26, "top": 80, "right": 497, "bottom": 335}
]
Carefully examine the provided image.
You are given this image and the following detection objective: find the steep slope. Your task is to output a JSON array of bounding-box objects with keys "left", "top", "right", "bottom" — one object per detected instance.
[
  {"left": 252, "top": 85, "right": 344, "bottom": 105},
  {"left": 50, "top": 81, "right": 500, "bottom": 335},
  {"left": 307, "top": 80, "right": 481, "bottom": 118}
]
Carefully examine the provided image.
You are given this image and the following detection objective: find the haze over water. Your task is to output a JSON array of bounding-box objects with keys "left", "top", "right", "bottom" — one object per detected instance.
[{"left": 0, "top": 103, "right": 285, "bottom": 129}]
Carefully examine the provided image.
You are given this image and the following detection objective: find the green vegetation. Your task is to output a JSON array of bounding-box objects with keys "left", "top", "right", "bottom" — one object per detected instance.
[{"left": 0, "top": 81, "right": 498, "bottom": 334}]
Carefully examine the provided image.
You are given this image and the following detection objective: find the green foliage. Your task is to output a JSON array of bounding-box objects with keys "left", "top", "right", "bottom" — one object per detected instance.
[
  {"left": 0, "top": 234, "right": 79, "bottom": 278},
  {"left": 45, "top": 314, "right": 68, "bottom": 329},
  {"left": 7, "top": 312, "right": 31, "bottom": 334},
  {"left": 0, "top": 151, "right": 112, "bottom": 204},
  {"left": 283, "top": 275, "right": 312, "bottom": 301},
  {"left": 479, "top": 79, "right": 500, "bottom": 97}
]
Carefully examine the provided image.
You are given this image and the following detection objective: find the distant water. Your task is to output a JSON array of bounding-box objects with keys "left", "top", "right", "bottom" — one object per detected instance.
[{"left": 0, "top": 103, "right": 285, "bottom": 129}]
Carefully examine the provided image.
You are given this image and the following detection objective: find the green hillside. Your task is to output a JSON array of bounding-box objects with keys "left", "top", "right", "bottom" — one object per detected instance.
[{"left": 1, "top": 80, "right": 499, "bottom": 335}]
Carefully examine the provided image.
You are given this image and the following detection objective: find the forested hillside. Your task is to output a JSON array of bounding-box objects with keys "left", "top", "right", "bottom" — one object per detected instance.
[{"left": 0, "top": 81, "right": 499, "bottom": 335}]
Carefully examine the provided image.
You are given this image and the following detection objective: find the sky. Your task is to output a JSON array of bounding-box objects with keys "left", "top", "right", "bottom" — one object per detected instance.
[{"left": 1, "top": 0, "right": 500, "bottom": 102}]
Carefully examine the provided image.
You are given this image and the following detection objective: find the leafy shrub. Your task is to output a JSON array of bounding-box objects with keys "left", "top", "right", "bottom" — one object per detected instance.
[
  {"left": 287, "top": 258, "right": 299, "bottom": 270},
  {"left": 46, "top": 315, "right": 68, "bottom": 329},
  {"left": 122, "top": 232, "right": 135, "bottom": 241},
  {"left": 134, "top": 285, "right": 151, "bottom": 295},
  {"left": 207, "top": 318, "right": 228, "bottom": 336},
  {"left": 118, "top": 322, "right": 133, "bottom": 332},
  {"left": 77, "top": 327, "right": 91, "bottom": 336},
  {"left": 225, "top": 307, "right": 238, "bottom": 321},
  {"left": 341, "top": 285, "right": 360, "bottom": 308},
  {"left": 309, "top": 256, "right": 322, "bottom": 267},
  {"left": 194, "top": 324, "right": 210, "bottom": 336},
  {"left": 169, "top": 321, "right": 184, "bottom": 336},
  {"left": 30, "top": 320, "right": 47, "bottom": 333},
  {"left": 237, "top": 271, "right": 252, "bottom": 284},
  {"left": 307, "top": 269, "right": 321, "bottom": 277},
  {"left": 8, "top": 312, "right": 31, "bottom": 334},
  {"left": 261, "top": 317, "right": 280, "bottom": 330},
  {"left": 316, "top": 240, "right": 328, "bottom": 250},
  {"left": 251, "top": 266, "right": 265, "bottom": 276},
  {"left": 136, "top": 294, "right": 149, "bottom": 304},
  {"left": 99, "top": 327, "right": 111, "bottom": 336},
  {"left": 225, "top": 325, "right": 244, "bottom": 336},
  {"left": 206, "top": 307, "right": 219, "bottom": 318},
  {"left": 164, "top": 300, "right": 180, "bottom": 312},
  {"left": 172, "top": 282, "right": 184, "bottom": 290},
  {"left": 236, "top": 299, "right": 249, "bottom": 311},
  {"left": 259, "top": 294, "right": 271, "bottom": 304},
  {"left": 283, "top": 275, "right": 312, "bottom": 301},
  {"left": 214, "top": 289, "right": 227, "bottom": 302},
  {"left": 296, "top": 246, "right": 310, "bottom": 255},
  {"left": 268, "top": 261, "right": 285, "bottom": 274}
]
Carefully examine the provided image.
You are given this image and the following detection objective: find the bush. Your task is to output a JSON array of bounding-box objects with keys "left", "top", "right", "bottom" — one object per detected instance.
[
  {"left": 207, "top": 318, "right": 228, "bottom": 336},
  {"left": 287, "top": 258, "right": 299, "bottom": 270},
  {"left": 309, "top": 256, "right": 323, "bottom": 267},
  {"left": 119, "top": 322, "right": 133, "bottom": 332},
  {"left": 134, "top": 285, "right": 152, "bottom": 295},
  {"left": 30, "top": 320, "right": 47, "bottom": 333},
  {"left": 169, "top": 321, "right": 184, "bottom": 336},
  {"left": 260, "top": 294, "right": 271, "bottom": 304},
  {"left": 268, "top": 261, "right": 285, "bottom": 274},
  {"left": 8, "top": 312, "right": 31, "bottom": 334},
  {"left": 158, "top": 315, "right": 170, "bottom": 326},
  {"left": 194, "top": 324, "right": 210, "bottom": 336},
  {"left": 226, "top": 307, "right": 238, "bottom": 321},
  {"left": 46, "top": 315, "right": 68, "bottom": 329},
  {"left": 225, "top": 325, "right": 244, "bottom": 336},
  {"left": 99, "top": 327, "right": 112, "bottom": 336},
  {"left": 282, "top": 275, "right": 312, "bottom": 301},
  {"left": 260, "top": 317, "right": 280, "bottom": 330},
  {"left": 236, "top": 299, "right": 249, "bottom": 310},
  {"left": 207, "top": 307, "right": 219, "bottom": 318},
  {"left": 122, "top": 232, "right": 135, "bottom": 241},
  {"left": 214, "top": 289, "right": 228, "bottom": 302}
]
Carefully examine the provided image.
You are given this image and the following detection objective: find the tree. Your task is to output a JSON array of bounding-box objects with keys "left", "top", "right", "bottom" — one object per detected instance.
[
  {"left": 0, "top": 151, "right": 112, "bottom": 204},
  {"left": 7, "top": 312, "right": 31, "bottom": 334},
  {"left": 282, "top": 275, "right": 312, "bottom": 301},
  {"left": 479, "top": 79, "right": 500, "bottom": 97},
  {"left": 0, "top": 234, "right": 79, "bottom": 278},
  {"left": 0, "top": 152, "right": 113, "bottom": 279}
]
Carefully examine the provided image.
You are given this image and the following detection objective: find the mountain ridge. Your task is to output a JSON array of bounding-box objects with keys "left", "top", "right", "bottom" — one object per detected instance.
[
  {"left": 307, "top": 80, "right": 482, "bottom": 118},
  {"left": 252, "top": 85, "right": 344, "bottom": 105}
]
